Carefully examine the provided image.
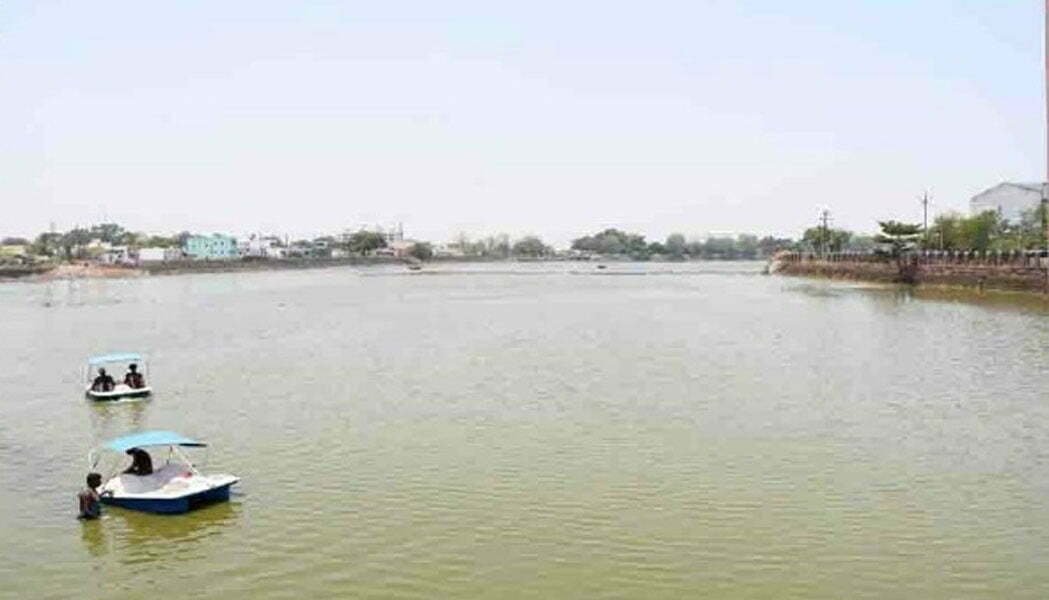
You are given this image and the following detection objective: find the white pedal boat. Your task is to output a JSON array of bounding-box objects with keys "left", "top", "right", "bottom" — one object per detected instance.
[
  {"left": 90, "top": 430, "right": 239, "bottom": 514},
  {"left": 84, "top": 352, "right": 153, "bottom": 401}
]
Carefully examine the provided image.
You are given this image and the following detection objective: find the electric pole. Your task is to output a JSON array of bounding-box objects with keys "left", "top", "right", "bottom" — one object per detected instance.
[
  {"left": 818, "top": 209, "right": 831, "bottom": 257},
  {"left": 921, "top": 191, "right": 929, "bottom": 249}
]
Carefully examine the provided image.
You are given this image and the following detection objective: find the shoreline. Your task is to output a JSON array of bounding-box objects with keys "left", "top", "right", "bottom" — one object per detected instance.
[
  {"left": 2, "top": 256, "right": 766, "bottom": 283},
  {"left": 773, "top": 254, "right": 1049, "bottom": 297}
]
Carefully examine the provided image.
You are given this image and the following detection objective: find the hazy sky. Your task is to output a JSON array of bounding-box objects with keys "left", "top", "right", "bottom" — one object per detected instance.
[{"left": 2, "top": 1, "right": 1044, "bottom": 244}]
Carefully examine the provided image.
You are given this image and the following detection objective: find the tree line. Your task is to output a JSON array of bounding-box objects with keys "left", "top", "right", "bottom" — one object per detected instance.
[
  {"left": 5, "top": 222, "right": 807, "bottom": 262},
  {"left": 570, "top": 229, "right": 794, "bottom": 260},
  {"left": 800, "top": 206, "right": 1049, "bottom": 257}
]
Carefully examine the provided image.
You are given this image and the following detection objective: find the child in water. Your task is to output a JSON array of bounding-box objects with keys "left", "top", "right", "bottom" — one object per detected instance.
[{"left": 77, "top": 473, "right": 103, "bottom": 520}]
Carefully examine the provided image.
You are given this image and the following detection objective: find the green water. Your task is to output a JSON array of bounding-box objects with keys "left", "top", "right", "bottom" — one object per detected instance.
[{"left": 3, "top": 263, "right": 1049, "bottom": 598}]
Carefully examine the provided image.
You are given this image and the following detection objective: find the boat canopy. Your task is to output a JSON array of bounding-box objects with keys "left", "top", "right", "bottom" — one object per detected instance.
[
  {"left": 103, "top": 430, "right": 206, "bottom": 452},
  {"left": 88, "top": 352, "right": 144, "bottom": 366}
]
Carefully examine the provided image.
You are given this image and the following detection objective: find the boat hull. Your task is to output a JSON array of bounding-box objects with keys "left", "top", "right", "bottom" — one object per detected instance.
[
  {"left": 101, "top": 482, "right": 235, "bottom": 514},
  {"left": 86, "top": 386, "right": 152, "bottom": 402}
]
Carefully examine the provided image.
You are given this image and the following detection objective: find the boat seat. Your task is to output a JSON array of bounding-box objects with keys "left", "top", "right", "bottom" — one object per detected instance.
[{"left": 111, "top": 462, "right": 193, "bottom": 495}]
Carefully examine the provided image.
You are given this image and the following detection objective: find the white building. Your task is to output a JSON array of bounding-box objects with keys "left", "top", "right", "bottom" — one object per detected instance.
[
  {"left": 137, "top": 247, "right": 182, "bottom": 262},
  {"left": 970, "top": 182, "right": 1044, "bottom": 223},
  {"left": 97, "top": 246, "right": 131, "bottom": 264},
  {"left": 239, "top": 235, "right": 286, "bottom": 259},
  {"left": 434, "top": 242, "right": 465, "bottom": 258}
]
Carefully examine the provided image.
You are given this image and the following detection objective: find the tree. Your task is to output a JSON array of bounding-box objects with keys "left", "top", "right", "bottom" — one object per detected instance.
[
  {"left": 801, "top": 227, "right": 852, "bottom": 254},
  {"left": 757, "top": 236, "right": 794, "bottom": 257},
  {"left": 408, "top": 242, "right": 433, "bottom": 261},
  {"left": 454, "top": 232, "right": 477, "bottom": 256},
  {"left": 928, "top": 211, "right": 1014, "bottom": 251},
  {"left": 511, "top": 236, "right": 550, "bottom": 258},
  {"left": 89, "top": 223, "right": 125, "bottom": 244},
  {"left": 958, "top": 211, "right": 1001, "bottom": 252},
  {"left": 1016, "top": 205, "right": 1048, "bottom": 250},
  {"left": 664, "top": 233, "right": 687, "bottom": 259},
  {"left": 571, "top": 229, "right": 648, "bottom": 258},
  {"left": 31, "top": 232, "right": 63, "bottom": 257},
  {"left": 60, "top": 228, "right": 93, "bottom": 259},
  {"left": 1, "top": 237, "right": 29, "bottom": 246},
  {"left": 736, "top": 234, "right": 760, "bottom": 259},
  {"left": 875, "top": 221, "right": 922, "bottom": 257},
  {"left": 175, "top": 231, "right": 194, "bottom": 248},
  {"left": 347, "top": 231, "right": 387, "bottom": 255}
]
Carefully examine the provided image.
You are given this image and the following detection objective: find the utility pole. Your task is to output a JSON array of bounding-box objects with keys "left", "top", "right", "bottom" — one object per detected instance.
[
  {"left": 818, "top": 209, "right": 831, "bottom": 257},
  {"left": 921, "top": 191, "right": 929, "bottom": 249}
]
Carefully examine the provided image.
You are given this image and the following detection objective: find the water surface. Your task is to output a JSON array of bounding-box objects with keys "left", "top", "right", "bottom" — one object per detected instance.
[{"left": 3, "top": 262, "right": 1049, "bottom": 598}]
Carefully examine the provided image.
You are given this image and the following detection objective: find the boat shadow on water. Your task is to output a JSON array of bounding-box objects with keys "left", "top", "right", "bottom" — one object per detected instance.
[
  {"left": 87, "top": 399, "right": 149, "bottom": 441},
  {"left": 80, "top": 500, "right": 240, "bottom": 562}
]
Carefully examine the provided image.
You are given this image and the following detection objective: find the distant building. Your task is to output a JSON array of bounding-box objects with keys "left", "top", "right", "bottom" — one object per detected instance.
[
  {"left": 0, "top": 244, "right": 28, "bottom": 259},
  {"left": 184, "top": 234, "right": 238, "bottom": 260},
  {"left": 137, "top": 247, "right": 181, "bottom": 263},
  {"left": 376, "top": 239, "right": 415, "bottom": 258},
  {"left": 434, "top": 242, "right": 465, "bottom": 258},
  {"left": 97, "top": 246, "right": 131, "bottom": 265},
  {"left": 239, "top": 235, "right": 286, "bottom": 259},
  {"left": 970, "top": 182, "right": 1045, "bottom": 223}
]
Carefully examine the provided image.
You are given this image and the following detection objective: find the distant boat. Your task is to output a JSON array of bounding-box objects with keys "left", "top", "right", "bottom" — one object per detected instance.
[
  {"left": 91, "top": 430, "right": 239, "bottom": 514},
  {"left": 407, "top": 263, "right": 422, "bottom": 271},
  {"left": 596, "top": 264, "right": 607, "bottom": 270},
  {"left": 84, "top": 352, "right": 152, "bottom": 402}
]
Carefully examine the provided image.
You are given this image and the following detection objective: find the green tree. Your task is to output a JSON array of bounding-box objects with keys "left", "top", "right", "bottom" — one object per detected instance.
[
  {"left": 511, "top": 236, "right": 550, "bottom": 258},
  {"left": 347, "top": 231, "right": 387, "bottom": 255},
  {"left": 958, "top": 211, "right": 1001, "bottom": 251},
  {"left": 801, "top": 227, "right": 852, "bottom": 254},
  {"left": 572, "top": 229, "right": 648, "bottom": 258},
  {"left": 89, "top": 223, "right": 126, "bottom": 244},
  {"left": 736, "top": 234, "right": 760, "bottom": 259},
  {"left": 664, "top": 233, "right": 687, "bottom": 259},
  {"left": 60, "top": 228, "right": 93, "bottom": 259},
  {"left": 647, "top": 241, "right": 667, "bottom": 256},
  {"left": 757, "top": 236, "right": 795, "bottom": 257},
  {"left": 1, "top": 237, "right": 30, "bottom": 246},
  {"left": 875, "top": 221, "right": 922, "bottom": 257},
  {"left": 408, "top": 242, "right": 434, "bottom": 261},
  {"left": 31, "top": 232, "right": 63, "bottom": 257}
]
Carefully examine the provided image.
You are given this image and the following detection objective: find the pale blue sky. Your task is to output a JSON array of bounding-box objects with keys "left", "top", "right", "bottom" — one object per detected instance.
[{"left": 2, "top": 1, "right": 1044, "bottom": 244}]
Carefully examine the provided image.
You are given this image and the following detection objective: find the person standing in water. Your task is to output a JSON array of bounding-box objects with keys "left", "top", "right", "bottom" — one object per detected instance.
[{"left": 77, "top": 473, "right": 103, "bottom": 519}]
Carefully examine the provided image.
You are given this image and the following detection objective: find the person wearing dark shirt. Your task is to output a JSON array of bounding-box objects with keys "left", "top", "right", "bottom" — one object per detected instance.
[
  {"left": 77, "top": 473, "right": 103, "bottom": 519},
  {"left": 91, "top": 368, "right": 115, "bottom": 392},
  {"left": 123, "top": 448, "right": 153, "bottom": 476},
  {"left": 123, "top": 363, "right": 145, "bottom": 389}
]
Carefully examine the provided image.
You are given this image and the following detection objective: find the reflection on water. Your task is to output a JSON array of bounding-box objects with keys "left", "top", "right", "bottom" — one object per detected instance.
[
  {"left": 79, "top": 519, "right": 109, "bottom": 558},
  {"left": 88, "top": 398, "right": 149, "bottom": 441},
  {"left": 75, "top": 502, "right": 239, "bottom": 573}
]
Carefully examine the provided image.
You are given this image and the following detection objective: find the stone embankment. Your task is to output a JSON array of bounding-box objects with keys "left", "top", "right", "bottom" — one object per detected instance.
[{"left": 774, "top": 250, "right": 1049, "bottom": 293}]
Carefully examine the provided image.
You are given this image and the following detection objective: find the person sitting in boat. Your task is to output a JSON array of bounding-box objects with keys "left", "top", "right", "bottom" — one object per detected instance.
[
  {"left": 123, "top": 448, "right": 153, "bottom": 476},
  {"left": 77, "top": 472, "right": 103, "bottom": 519},
  {"left": 123, "top": 363, "right": 145, "bottom": 389},
  {"left": 91, "top": 368, "right": 115, "bottom": 392}
]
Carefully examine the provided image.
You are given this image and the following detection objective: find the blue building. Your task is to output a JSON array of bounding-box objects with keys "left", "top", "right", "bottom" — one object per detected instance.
[{"left": 183, "top": 234, "right": 238, "bottom": 260}]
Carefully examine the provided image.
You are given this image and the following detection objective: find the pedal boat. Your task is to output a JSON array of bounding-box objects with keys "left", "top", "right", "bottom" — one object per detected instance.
[
  {"left": 84, "top": 352, "right": 153, "bottom": 401},
  {"left": 90, "top": 430, "right": 239, "bottom": 514}
]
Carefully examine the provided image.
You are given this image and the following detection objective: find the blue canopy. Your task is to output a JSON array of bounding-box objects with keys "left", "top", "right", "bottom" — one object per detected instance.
[
  {"left": 88, "top": 352, "right": 144, "bottom": 366},
  {"left": 103, "top": 430, "right": 206, "bottom": 452}
]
